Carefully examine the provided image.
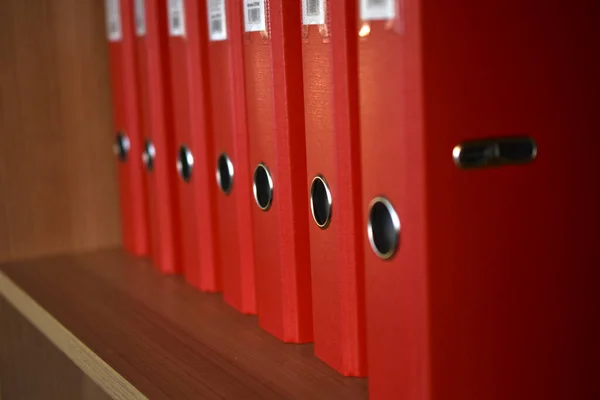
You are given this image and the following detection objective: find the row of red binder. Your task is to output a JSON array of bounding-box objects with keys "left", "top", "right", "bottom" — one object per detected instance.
[{"left": 104, "top": 0, "right": 597, "bottom": 399}]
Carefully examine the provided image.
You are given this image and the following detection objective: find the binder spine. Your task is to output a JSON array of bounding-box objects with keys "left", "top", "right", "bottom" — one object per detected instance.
[
  {"left": 358, "top": 0, "right": 430, "bottom": 397},
  {"left": 107, "top": 0, "right": 150, "bottom": 256},
  {"left": 136, "top": 0, "right": 181, "bottom": 273},
  {"left": 168, "top": 0, "right": 220, "bottom": 290},
  {"left": 229, "top": 0, "right": 257, "bottom": 313},
  {"left": 272, "top": 0, "right": 313, "bottom": 343},
  {"left": 210, "top": 0, "right": 256, "bottom": 313},
  {"left": 302, "top": 0, "right": 367, "bottom": 376},
  {"left": 244, "top": 0, "right": 312, "bottom": 342}
]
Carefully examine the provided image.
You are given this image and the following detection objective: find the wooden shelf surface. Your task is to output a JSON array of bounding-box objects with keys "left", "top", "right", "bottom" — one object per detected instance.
[{"left": 0, "top": 249, "right": 368, "bottom": 400}]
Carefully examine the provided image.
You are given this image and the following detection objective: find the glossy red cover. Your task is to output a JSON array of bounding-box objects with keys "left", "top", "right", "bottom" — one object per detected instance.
[
  {"left": 360, "top": 1, "right": 599, "bottom": 399},
  {"left": 207, "top": 0, "right": 256, "bottom": 313},
  {"left": 106, "top": 0, "right": 150, "bottom": 256},
  {"left": 301, "top": 1, "right": 366, "bottom": 375},
  {"left": 167, "top": 0, "right": 220, "bottom": 290},
  {"left": 243, "top": 0, "right": 313, "bottom": 342},
  {"left": 135, "top": 0, "right": 181, "bottom": 274}
]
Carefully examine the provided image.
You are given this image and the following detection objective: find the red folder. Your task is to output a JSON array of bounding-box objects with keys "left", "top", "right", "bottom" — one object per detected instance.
[
  {"left": 105, "top": 0, "right": 150, "bottom": 256},
  {"left": 167, "top": 0, "right": 220, "bottom": 290},
  {"left": 242, "top": 0, "right": 312, "bottom": 342},
  {"left": 301, "top": 1, "right": 366, "bottom": 375},
  {"left": 134, "top": 0, "right": 181, "bottom": 274},
  {"left": 206, "top": 0, "right": 256, "bottom": 313},
  {"left": 359, "top": 1, "right": 599, "bottom": 399}
]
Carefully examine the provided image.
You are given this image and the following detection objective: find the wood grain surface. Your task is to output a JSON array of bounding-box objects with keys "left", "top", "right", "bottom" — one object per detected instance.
[
  {"left": 0, "top": 0, "right": 121, "bottom": 263},
  {"left": 0, "top": 297, "right": 111, "bottom": 400},
  {"left": 0, "top": 267, "right": 145, "bottom": 400},
  {"left": 0, "top": 249, "right": 369, "bottom": 399}
]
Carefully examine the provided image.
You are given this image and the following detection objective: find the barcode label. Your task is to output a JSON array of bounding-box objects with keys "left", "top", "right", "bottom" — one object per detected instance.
[
  {"left": 105, "top": 0, "right": 122, "bottom": 41},
  {"left": 360, "top": 0, "right": 396, "bottom": 21},
  {"left": 302, "top": 0, "right": 325, "bottom": 25},
  {"left": 243, "top": 0, "right": 266, "bottom": 32},
  {"left": 207, "top": 0, "right": 227, "bottom": 41},
  {"left": 134, "top": 0, "right": 146, "bottom": 37},
  {"left": 168, "top": 0, "right": 186, "bottom": 36}
]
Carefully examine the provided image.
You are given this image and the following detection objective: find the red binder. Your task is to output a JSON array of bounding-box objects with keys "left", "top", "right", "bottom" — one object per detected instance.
[
  {"left": 167, "top": 0, "right": 220, "bottom": 290},
  {"left": 105, "top": 0, "right": 150, "bottom": 256},
  {"left": 134, "top": 0, "right": 181, "bottom": 274},
  {"left": 206, "top": 0, "right": 256, "bottom": 313},
  {"left": 359, "top": 1, "right": 599, "bottom": 399},
  {"left": 301, "top": 0, "right": 366, "bottom": 375},
  {"left": 242, "top": 0, "right": 312, "bottom": 342}
]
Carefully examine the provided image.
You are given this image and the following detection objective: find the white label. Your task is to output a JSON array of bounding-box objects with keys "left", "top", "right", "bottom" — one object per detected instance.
[
  {"left": 360, "top": 0, "right": 396, "bottom": 21},
  {"left": 134, "top": 0, "right": 146, "bottom": 36},
  {"left": 207, "top": 0, "right": 228, "bottom": 41},
  {"left": 243, "top": 0, "right": 266, "bottom": 32},
  {"left": 302, "top": 0, "right": 325, "bottom": 25},
  {"left": 168, "top": 0, "right": 186, "bottom": 36},
  {"left": 105, "top": 0, "right": 122, "bottom": 41}
]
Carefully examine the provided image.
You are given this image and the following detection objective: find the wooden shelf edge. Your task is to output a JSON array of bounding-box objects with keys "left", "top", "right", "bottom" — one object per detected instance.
[
  {"left": 0, "top": 270, "right": 146, "bottom": 400},
  {"left": 0, "top": 249, "right": 368, "bottom": 399}
]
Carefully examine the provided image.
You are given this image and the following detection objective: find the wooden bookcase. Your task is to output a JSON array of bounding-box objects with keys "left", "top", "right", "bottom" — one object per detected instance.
[{"left": 0, "top": 1, "right": 368, "bottom": 398}]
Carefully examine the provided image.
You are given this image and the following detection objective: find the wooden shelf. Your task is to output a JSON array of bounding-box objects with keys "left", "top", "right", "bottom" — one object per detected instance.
[{"left": 0, "top": 249, "right": 368, "bottom": 399}]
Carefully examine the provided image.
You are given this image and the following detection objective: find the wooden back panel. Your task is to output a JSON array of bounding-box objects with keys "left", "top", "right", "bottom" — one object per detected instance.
[{"left": 0, "top": 0, "right": 121, "bottom": 262}]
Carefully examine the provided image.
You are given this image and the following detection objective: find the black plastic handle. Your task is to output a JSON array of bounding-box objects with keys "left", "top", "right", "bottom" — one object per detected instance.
[{"left": 453, "top": 136, "right": 537, "bottom": 169}]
